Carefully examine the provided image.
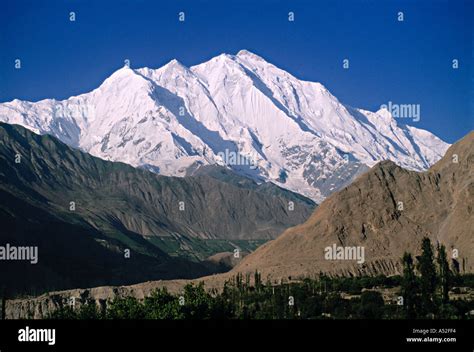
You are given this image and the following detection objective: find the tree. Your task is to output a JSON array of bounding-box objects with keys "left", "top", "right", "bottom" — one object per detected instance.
[
  {"left": 181, "top": 282, "right": 233, "bottom": 319},
  {"left": 46, "top": 306, "right": 77, "bottom": 319},
  {"left": 143, "top": 288, "right": 183, "bottom": 319},
  {"left": 77, "top": 300, "right": 102, "bottom": 319},
  {"left": 358, "top": 291, "right": 385, "bottom": 319},
  {"left": 254, "top": 270, "right": 262, "bottom": 291},
  {"left": 416, "top": 237, "right": 438, "bottom": 316},
  {"left": 106, "top": 297, "right": 144, "bottom": 319},
  {"left": 401, "top": 252, "right": 418, "bottom": 318},
  {"left": 436, "top": 244, "right": 451, "bottom": 304}
]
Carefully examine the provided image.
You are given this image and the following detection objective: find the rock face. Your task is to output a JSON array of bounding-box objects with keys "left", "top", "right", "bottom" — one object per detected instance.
[
  {"left": 0, "top": 123, "right": 313, "bottom": 242},
  {"left": 0, "top": 123, "right": 313, "bottom": 296},
  {"left": 234, "top": 131, "right": 474, "bottom": 279},
  {"left": 3, "top": 281, "right": 186, "bottom": 319}
]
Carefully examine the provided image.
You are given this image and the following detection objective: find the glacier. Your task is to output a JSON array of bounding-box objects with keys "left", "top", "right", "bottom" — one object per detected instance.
[{"left": 0, "top": 50, "right": 450, "bottom": 202}]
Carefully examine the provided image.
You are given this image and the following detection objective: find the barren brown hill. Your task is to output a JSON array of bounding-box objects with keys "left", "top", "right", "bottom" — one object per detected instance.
[{"left": 234, "top": 131, "right": 474, "bottom": 279}]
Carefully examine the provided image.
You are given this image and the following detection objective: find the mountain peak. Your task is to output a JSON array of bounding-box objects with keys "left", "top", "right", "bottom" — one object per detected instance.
[
  {"left": 102, "top": 65, "right": 139, "bottom": 84},
  {"left": 117, "top": 64, "right": 134, "bottom": 73},
  {"left": 162, "top": 58, "right": 187, "bottom": 70},
  {"left": 373, "top": 159, "right": 402, "bottom": 172},
  {"left": 151, "top": 59, "right": 191, "bottom": 77},
  {"left": 376, "top": 107, "right": 393, "bottom": 119},
  {"left": 0, "top": 51, "right": 451, "bottom": 204},
  {"left": 236, "top": 49, "right": 265, "bottom": 61},
  {"left": 96, "top": 65, "right": 156, "bottom": 96},
  {"left": 214, "top": 53, "right": 235, "bottom": 61}
]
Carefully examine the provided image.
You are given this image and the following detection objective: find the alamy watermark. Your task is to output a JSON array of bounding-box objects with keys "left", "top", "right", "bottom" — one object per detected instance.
[
  {"left": 18, "top": 327, "right": 55, "bottom": 346},
  {"left": 324, "top": 243, "right": 365, "bottom": 264},
  {"left": 217, "top": 149, "right": 258, "bottom": 170},
  {"left": 0, "top": 243, "right": 38, "bottom": 264},
  {"left": 53, "top": 102, "right": 95, "bottom": 120},
  {"left": 380, "top": 101, "right": 420, "bottom": 122}
]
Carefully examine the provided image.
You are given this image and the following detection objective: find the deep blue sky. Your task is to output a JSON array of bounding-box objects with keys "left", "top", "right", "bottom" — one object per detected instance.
[{"left": 1, "top": 0, "right": 472, "bottom": 143}]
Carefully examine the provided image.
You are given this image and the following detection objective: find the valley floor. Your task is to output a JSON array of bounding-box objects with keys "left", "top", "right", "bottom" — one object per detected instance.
[{"left": 4, "top": 274, "right": 474, "bottom": 320}]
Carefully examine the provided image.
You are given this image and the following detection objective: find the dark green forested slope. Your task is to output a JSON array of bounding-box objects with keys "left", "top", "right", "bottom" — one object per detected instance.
[{"left": 0, "top": 123, "right": 314, "bottom": 295}]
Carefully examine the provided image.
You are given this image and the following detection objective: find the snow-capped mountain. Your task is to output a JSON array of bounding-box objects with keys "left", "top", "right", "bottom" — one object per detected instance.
[{"left": 0, "top": 50, "right": 449, "bottom": 202}]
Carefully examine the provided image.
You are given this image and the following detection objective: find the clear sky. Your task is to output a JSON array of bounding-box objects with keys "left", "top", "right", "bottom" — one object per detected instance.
[{"left": 1, "top": 0, "right": 472, "bottom": 143}]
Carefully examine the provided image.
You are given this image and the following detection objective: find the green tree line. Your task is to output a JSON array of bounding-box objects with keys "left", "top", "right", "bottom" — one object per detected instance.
[{"left": 47, "top": 238, "right": 474, "bottom": 320}]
